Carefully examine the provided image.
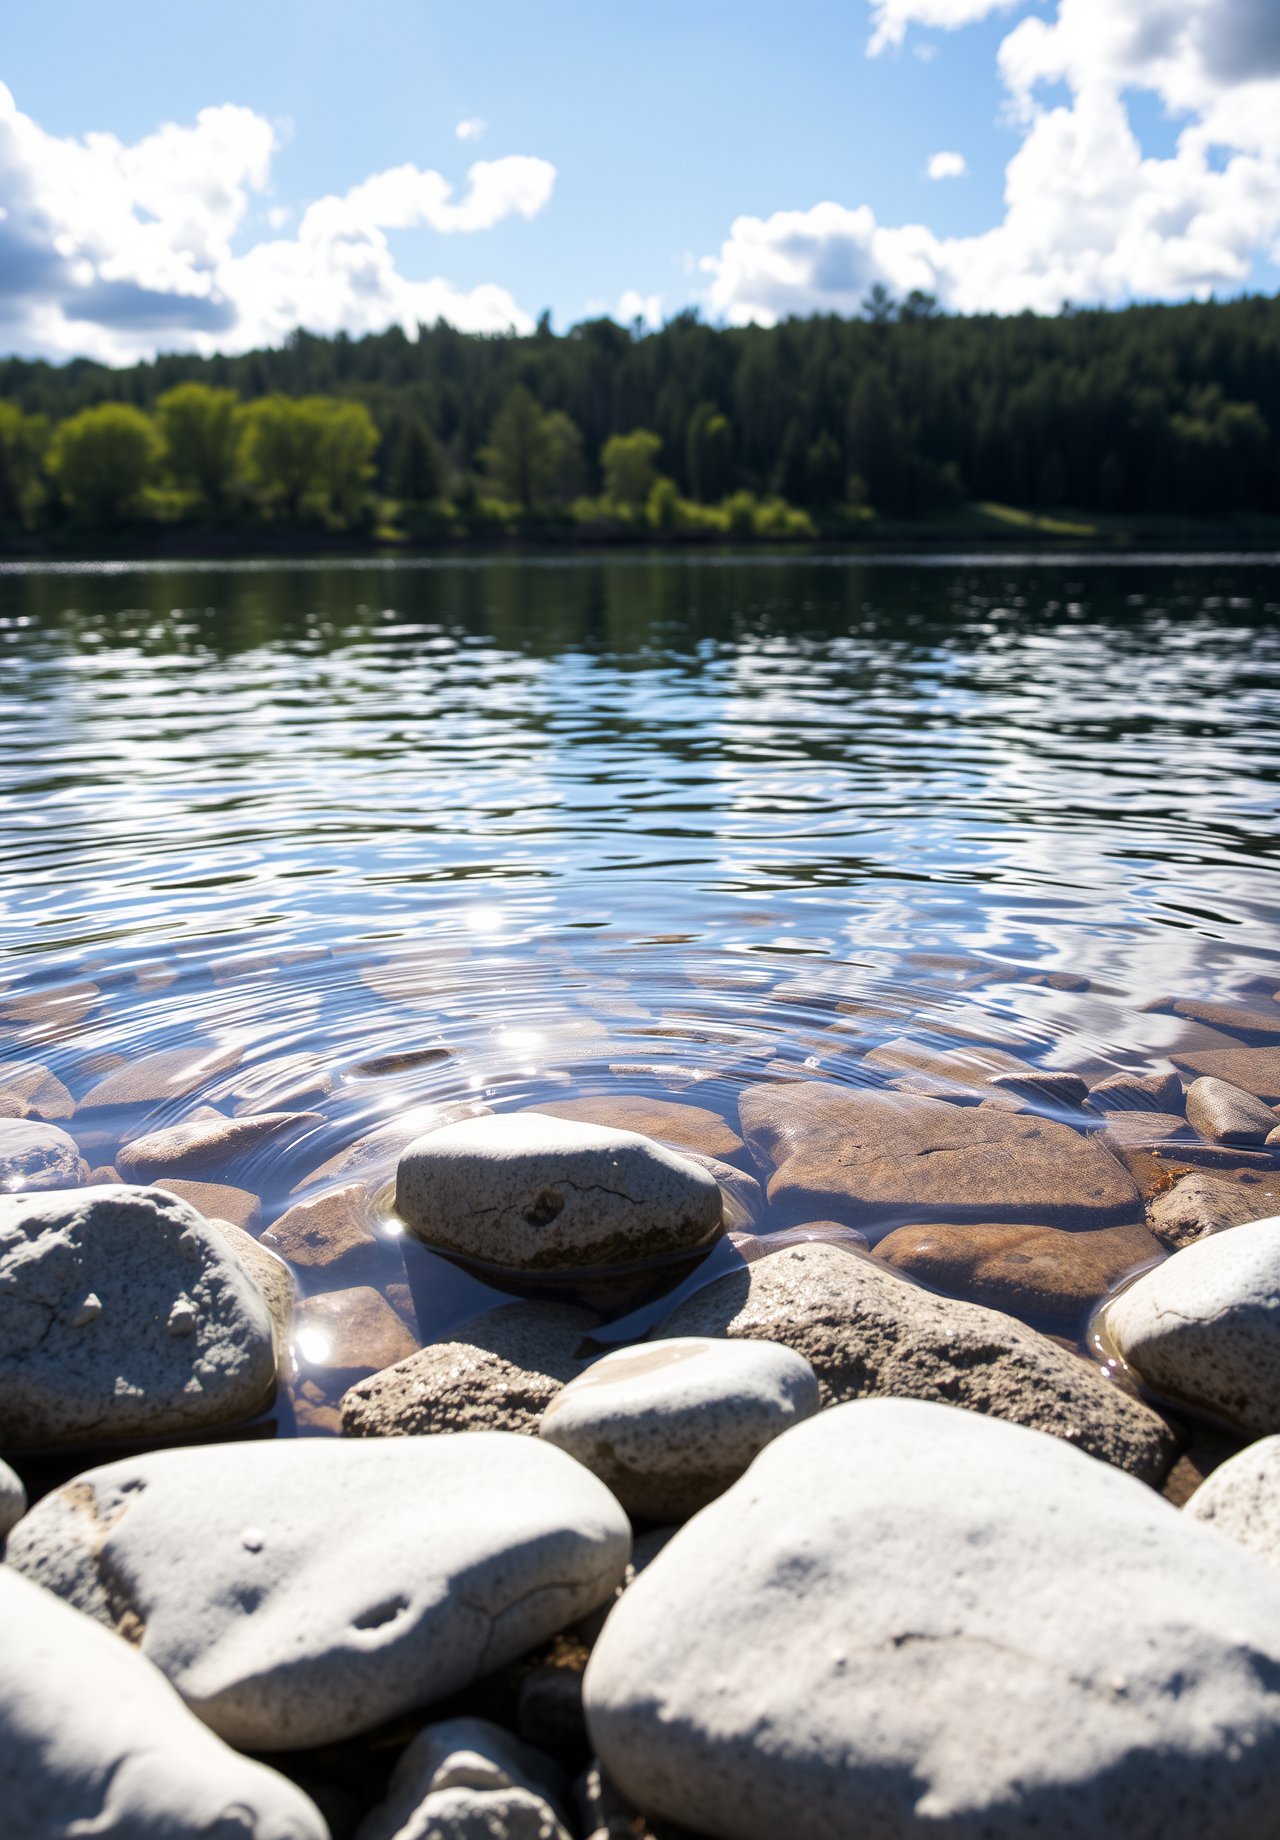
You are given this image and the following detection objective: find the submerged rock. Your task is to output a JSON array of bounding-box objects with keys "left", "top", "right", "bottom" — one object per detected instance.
[
  {"left": 873, "top": 1218, "right": 1163, "bottom": 1320},
  {"left": 1184, "top": 1076, "right": 1279, "bottom": 1145},
  {"left": 76, "top": 1041, "right": 242, "bottom": 1109},
  {"left": 1169, "top": 1044, "right": 1280, "bottom": 1103},
  {"left": 152, "top": 1175, "right": 262, "bottom": 1230},
  {"left": 263, "top": 1181, "right": 385, "bottom": 1285},
  {"left": 1102, "top": 1215, "right": 1280, "bottom": 1433},
  {"left": 0, "top": 1120, "right": 87, "bottom": 1192},
  {"left": 521, "top": 1095, "right": 744, "bottom": 1159},
  {"left": 7, "top": 1434, "right": 631, "bottom": 1752},
  {"left": 291, "top": 1099, "right": 493, "bottom": 1195},
  {"left": 0, "top": 1185, "right": 276, "bottom": 1448},
  {"left": 295, "top": 1286, "right": 417, "bottom": 1385},
  {"left": 582, "top": 1397, "right": 1280, "bottom": 1840},
  {"left": 737, "top": 1081, "right": 1143, "bottom": 1232},
  {"left": 654, "top": 1240, "right": 1176, "bottom": 1482},
  {"left": 539, "top": 1336, "right": 819, "bottom": 1521},
  {"left": 117, "top": 1111, "right": 324, "bottom": 1183},
  {"left": 0, "top": 1059, "right": 74, "bottom": 1121},
  {"left": 1086, "top": 1069, "right": 1186, "bottom": 1113},
  {"left": 0, "top": 1565, "right": 325, "bottom": 1840}
]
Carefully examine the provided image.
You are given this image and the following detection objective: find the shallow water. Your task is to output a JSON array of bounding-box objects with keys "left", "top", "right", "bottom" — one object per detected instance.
[{"left": 3, "top": 550, "right": 1280, "bottom": 1434}]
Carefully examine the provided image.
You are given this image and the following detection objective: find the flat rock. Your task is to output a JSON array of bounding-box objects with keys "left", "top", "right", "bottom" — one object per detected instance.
[
  {"left": 0, "top": 1455, "right": 26, "bottom": 1536},
  {"left": 153, "top": 1175, "right": 262, "bottom": 1231},
  {"left": 291, "top": 1099, "right": 493, "bottom": 1194},
  {"left": 1149, "top": 1171, "right": 1280, "bottom": 1250},
  {"left": 263, "top": 1182, "right": 384, "bottom": 1284},
  {"left": 654, "top": 1240, "right": 1175, "bottom": 1482},
  {"left": 1102, "top": 1216, "right": 1280, "bottom": 1434},
  {"left": 295, "top": 1286, "right": 417, "bottom": 1384},
  {"left": 0, "top": 980, "right": 100, "bottom": 1038},
  {"left": 1087, "top": 1069, "right": 1185, "bottom": 1113},
  {"left": 1146, "top": 996, "right": 1280, "bottom": 1042},
  {"left": 0, "top": 1119, "right": 88, "bottom": 1192},
  {"left": 0, "top": 1185, "right": 276, "bottom": 1448},
  {"left": 1169, "top": 1044, "right": 1280, "bottom": 1102},
  {"left": 540, "top": 1336, "right": 819, "bottom": 1521},
  {"left": 77, "top": 1041, "right": 242, "bottom": 1110},
  {"left": 1185, "top": 1076, "right": 1279, "bottom": 1144},
  {"left": 986, "top": 1069, "right": 1089, "bottom": 1107},
  {"left": 117, "top": 1111, "right": 324, "bottom": 1182},
  {"left": 863, "top": 1037, "right": 1030, "bottom": 1090},
  {"left": 396, "top": 1115, "right": 723, "bottom": 1273},
  {"left": 737, "top": 1081, "right": 1142, "bottom": 1232},
  {"left": 0, "top": 1059, "right": 74, "bottom": 1120},
  {"left": 6, "top": 1435, "right": 631, "bottom": 1750},
  {"left": 0, "top": 1566, "right": 325, "bottom": 1840},
  {"left": 1184, "top": 1435, "right": 1280, "bottom": 1568},
  {"left": 342, "top": 1301, "right": 598, "bottom": 1438},
  {"left": 358, "top": 1717, "right": 569, "bottom": 1840},
  {"left": 521, "top": 1096, "right": 744, "bottom": 1160},
  {"left": 873, "top": 1219, "right": 1163, "bottom": 1320},
  {"left": 582, "top": 1397, "right": 1280, "bottom": 1840}
]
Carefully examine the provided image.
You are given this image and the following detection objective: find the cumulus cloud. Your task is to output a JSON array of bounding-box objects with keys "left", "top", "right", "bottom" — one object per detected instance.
[
  {"left": 617, "top": 289, "right": 663, "bottom": 329},
  {"left": 0, "top": 83, "right": 554, "bottom": 362},
  {"left": 704, "top": 0, "right": 1280, "bottom": 322},
  {"left": 926, "top": 150, "right": 969, "bottom": 178}
]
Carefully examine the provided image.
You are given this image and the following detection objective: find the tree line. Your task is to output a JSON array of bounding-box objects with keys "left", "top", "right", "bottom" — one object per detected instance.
[{"left": 1, "top": 288, "right": 1278, "bottom": 536}]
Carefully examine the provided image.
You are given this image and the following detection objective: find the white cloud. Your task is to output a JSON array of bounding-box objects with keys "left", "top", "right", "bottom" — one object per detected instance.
[
  {"left": 926, "top": 150, "right": 969, "bottom": 178},
  {"left": 617, "top": 289, "right": 663, "bottom": 329},
  {"left": 0, "top": 83, "right": 554, "bottom": 361},
  {"left": 456, "top": 118, "right": 488, "bottom": 142},
  {"left": 705, "top": 0, "right": 1280, "bottom": 322}
]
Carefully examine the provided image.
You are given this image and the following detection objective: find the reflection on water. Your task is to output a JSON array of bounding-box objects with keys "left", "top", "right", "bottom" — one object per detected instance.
[{"left": 2, "top": 552, "right": 1279, "bottom": 1431}]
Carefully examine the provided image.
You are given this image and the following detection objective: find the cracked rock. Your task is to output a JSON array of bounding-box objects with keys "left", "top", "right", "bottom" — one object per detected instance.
[{"left": 6, "top": 1434, "right": 631, "bottom": 1751}]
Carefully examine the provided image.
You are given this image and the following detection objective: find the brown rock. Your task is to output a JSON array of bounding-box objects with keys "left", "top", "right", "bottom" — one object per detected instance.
[
  {"left": 350, "top": 1046, "right": 451, "bottom": 1076},
  {"left": 261, "top": 1183, "right": 382, "bottom": 1284},
  {"left": 985, "top": 1070, "right": 1089, "bottom": 1107},
  {"left": 1147, "top": 1170, "right": 1280, "bottom": 1251},
  {"left": 1184, "top": 1076, "right": 1279, "bottom": 1145},
  {"left": 653, "top": 1241, "right": 1176, "bottom": 1483},
  {"left": 151, "top": 1178, "right": 262, "bottom": 1231},
  {"left": 738, "top": 1081, "right": 1142, "bottom": 1232},
  {"left": 520, "top": 1095, "right": 743, "bottom": 1159},
  {"left": 0, "top": 1061, "right": 74, "bottom": 1121},
  {"left": 1144, "top": 997, "right": 1280, "bottom": 1043},
  {"left": 0, "top": 982, "right": 100, "bottom": 1037},
  {"left": 1086, "top": 1070, "right": 1185, "bottom": 1113},
  {"left": 873, "top": 1219, "right": 1164, "bottom": 1320},
  {"left": 77, "top": 1042, "right": 242, "bottom": 1109},
  {"left": 864, "top": 1038, "right": 1030, "bottom": 1090},
  {"left": 86, "top": 1165, "right": 123, "bottom": 1185},
  {"left": 70, "top": 1051, "right": 128, "bottom": 1080},
  {"left": 116, "top": 1111, "right": 324, "bottom": 1182},
  {"left": 291, "top": 1100, "right": 493, "bottom": 1194},
  {"left": 341, "top": 1300, "right": 598, "bottom": 1438},
  {"left": 294, "top": 1287, "right": 417, "bottom": 1385},
  {"left": 291, "top": 1379, "right": 343, "bottom": 1435},
  {"left": 1168, "top": 1044, "right": 1280, "bottom": 1102},
  {"left": 885, "top": 1072, "right": 985, "bottom": 1105}
]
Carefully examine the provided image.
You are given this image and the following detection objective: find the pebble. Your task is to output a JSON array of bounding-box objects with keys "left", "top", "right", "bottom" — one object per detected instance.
[
  {"left": 582, "top": 1396, "right": 1280, "bottom": 1840},
  {"left": 263, "top": 1181, "right": 385, "bottom": 1285},
  {"left": 358, "top": 1717, "right": 569, "bottom": 1840},
  {"left": 0, "top": 1118, "right": 88, "bottom": 1191},
  {"left": 1169, "top": 1043, "right": 1280, "bottom": 1102},
  {"left": 395, "top": 1115, "right": 723, "bottom": 1273},
  {"left": 76, "top": 1041, "right": 242, "bottom": 1109},
  {"left": 0, "top": 1565, "right": 326, "bottom": 1839},
  {"left": 873, "top": 1218, "right": 1163, "bottom": 1319},
  {"left": 1147, "top": 1170, "right": 1280, "bottom": 1250},
  {"left": 342, "top": 1300, "right": 598, "bottom": 1438},
  {"left": 1184, "top": 1435, "right": 1280, "bottom": 1568},
  {"left": 738, "top": 1081, "right": 1143, "bottom": 1232},
  {"left": 295, "top": 1286, "right": 418, "bottom": 1383},
  {"left": 1102, "top": 1215, "right": 1280, "bottom": 1433},
  {"left": 0, "top": 1059, "right": 74, "bottom": 1120},
  {"left": 654, "top": 1239, "right": 1176, "bottom": 1482},
  {"left": 117, "top": 1110, "right": 325, "bottom": 1182},
  {"left": 1184, "top": 1075, "right": 1280, "bottom": 1145},
  {"left": 291, "top": 1099, "right": 493, "bottom": 1195},
  {"left": 520, "top": 1095, "right": 744, "bottom": 1159},
  {"left": 152, "top": 1174, "right": 263, "bottom": 1230},
  {"left": 6, "top": 1435, "right": 631, "bottom": 1750},
  {"left": 0, "top": 1454, "right": 26, "bottom": 1536},
  {"left": 539, "top": 1336, "right": 819, "bottom": 1521},
  {"left": 0, "top": 1184, "right": 276, "bottom": 1447},
  {"left": 1086, "top": 1069, "right": 1185, "bottom": 1113}
]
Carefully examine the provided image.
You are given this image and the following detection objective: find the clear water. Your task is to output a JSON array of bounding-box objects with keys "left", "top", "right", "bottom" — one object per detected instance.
[{"left": 3, "top": 551, "right": 1279, "bottom": 1429}]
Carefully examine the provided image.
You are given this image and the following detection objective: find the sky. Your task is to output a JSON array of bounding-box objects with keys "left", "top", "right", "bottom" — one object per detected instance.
[{"left": 2, "top": 0, "right": 1280, "bottom": 365}]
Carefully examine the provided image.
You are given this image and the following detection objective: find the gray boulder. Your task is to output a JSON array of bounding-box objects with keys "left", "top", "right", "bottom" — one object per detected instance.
[
  {"left": 358, "top": 1718, "right": 568, "bottom": 1840},
  {"left": 0, "top": 1185, "right": 276, "bottom": 1448},
  {"left": 0, "top": 1565, "right": 325, "bottom": 1840},
  {"left": 6, "top": 1433, "right": 631, "bottom": 1751},
  {"left": 0, "top": 1457, "right": 25, "bottom": 1537},
  {"left": 396, "top": 1115, "right": 722, "bottom": 1271},
  {"left": 583, "top": 1397, "right": 1280, "bottom": 1840},
  {"left": 654, "top": 1240, "right": 1176, "bottom": 1483},
  {"left": 1102, "top": 1216, "right": 1280, "bottom": 1433},
  {"left": 539, "top": 1336, "right": 819, "bottom": 1521},
  {"left": 1184, "top": 1435, "right": 1280, "bottom": 1568},
  {"left": 0, "top": 1120, "right": 87, "bottom": 1192}
]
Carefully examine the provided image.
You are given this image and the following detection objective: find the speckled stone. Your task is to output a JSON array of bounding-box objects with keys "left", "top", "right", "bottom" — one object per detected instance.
[
  {"left": 0, "top": 1119, "right": 88, "bottom": 1192},
  {"left": 1184, "top": 1435, "right": 1280, "bottom": 1569},
  {"left": 1147, "top": 1171, "right": 1280, "bottom": 1251},
  {"left": 0, "top": 1455, "right": 26, "bottom": 1536},
  {"left": 358, "top": 1717, "right": 570, "bottom": 1840}
]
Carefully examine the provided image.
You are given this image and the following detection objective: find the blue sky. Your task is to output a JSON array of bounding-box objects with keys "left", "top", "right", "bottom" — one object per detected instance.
[{"left": 2, "top": 0, "right": 1278, "bottom": 362}]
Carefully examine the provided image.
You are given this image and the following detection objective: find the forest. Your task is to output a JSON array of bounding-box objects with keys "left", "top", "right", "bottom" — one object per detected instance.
[{"left": 0, "top": 288, "right": 1278, "bottom": 542}]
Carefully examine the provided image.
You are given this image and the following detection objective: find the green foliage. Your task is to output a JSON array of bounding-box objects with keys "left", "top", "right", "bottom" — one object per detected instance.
[
  {"left": 243, "top": 394, "right": 324, "bottom": 519},
  {"left": 0, "top": 402, "right": 49, "bottom": 529},
  {"left": 46, "top": 403, "right": 161, "bottom": 519},
  {"left": 156, "top": 383, "right": 243, "bottom": 505},
  {"left": 480, "top": 386, "right": 584, "bottom": 510},
  {"left": 389, "top": 418, "right": 444, "bottom": 504},
  {"left": 602, "top": 427, "right": 662, "bottom": 511},
  {"left": 314, "top": 399, "right": 379, "bottom": 519}
]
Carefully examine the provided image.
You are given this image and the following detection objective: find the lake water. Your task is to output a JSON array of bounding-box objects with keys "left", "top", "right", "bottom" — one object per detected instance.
[{"left": 3, "top": 550, "right": 1280, "bottom": 1428}]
